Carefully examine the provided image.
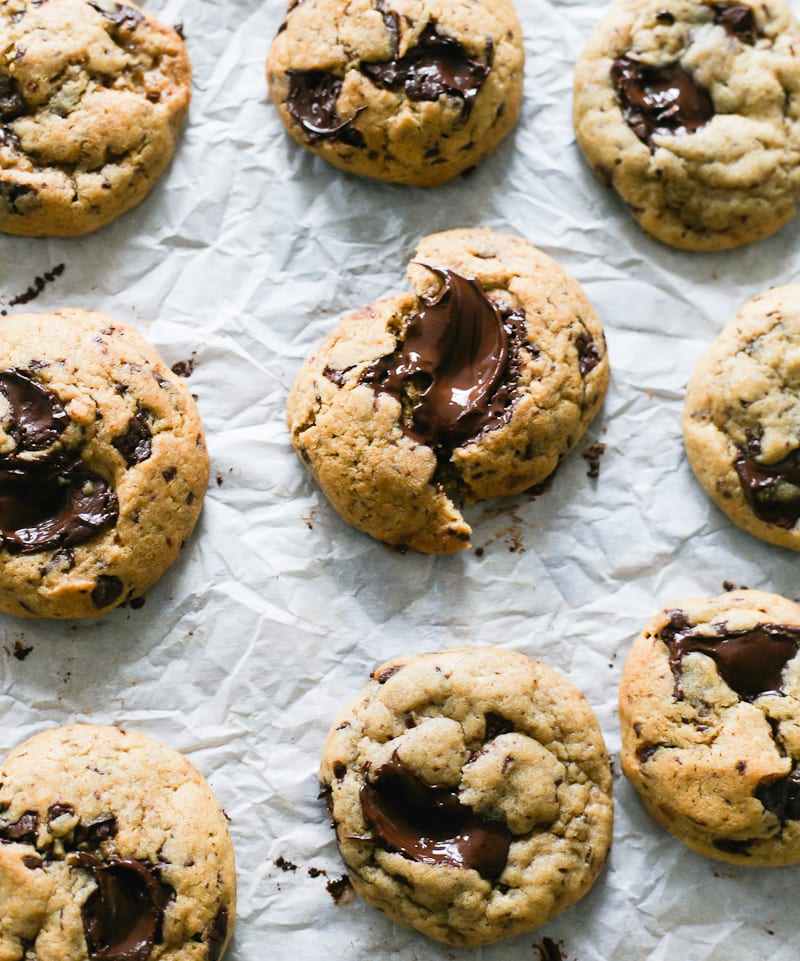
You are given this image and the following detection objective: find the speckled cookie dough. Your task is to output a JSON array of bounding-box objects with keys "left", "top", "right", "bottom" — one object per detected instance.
[
  {"left": 0, "top": 309, "right": 209, "bottom": 618},
  {"left": 287, "top": 227, "right": 609, "bottom": 553},
  {"left": 320, "top": 647, "right": 613, "bottom": 946},
  {"left": 0, "top": 724, "right": 236, "bottom": 961},
  {"left": 267, "top": 0, "right": 524, "bottom": 186},
  {"left": 620, "top": 589, "right": 800, "bottom": 865},
  {"left": 683, "top": 285, "right": 800, "bottom": 550},
  {"left": 0, "top": 0, "right": 191, "bottom": 236},
  {"left": 573, "top": 0, "right": 800, "bottom": 250}
]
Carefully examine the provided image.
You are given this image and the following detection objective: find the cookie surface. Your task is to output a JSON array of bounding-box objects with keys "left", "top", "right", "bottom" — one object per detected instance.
[
  {"left": 683, "top": 285, "right": 800, "bottom": 550},
  {"left": 573, "top": 0, "right": 800, "bottom": 250},
  {"left": 267, "top": 0, "right": 524, "bottom": 186},
  {"left": 620, "top": 589, "right": 800, "bottom": 865},
  {"left": 287, "top": 227, "right": 609, "bottom": 553},
  {"left": 320, "top": 647, "right": 613, "bottom": 946},
  {"left": 0, "top": 309, "right": 209, "bottom": 618},
  {"left": 0, "top": 0, "right": 190, "bottom": 237},
  {"left": 0, "top": 724, "right": 235, "bottom": 961}
]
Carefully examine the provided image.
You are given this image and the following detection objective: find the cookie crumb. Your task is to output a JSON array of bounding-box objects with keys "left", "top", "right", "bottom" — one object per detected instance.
[{"left": 581, "top": 441, "right": 607, "bottom": 479}]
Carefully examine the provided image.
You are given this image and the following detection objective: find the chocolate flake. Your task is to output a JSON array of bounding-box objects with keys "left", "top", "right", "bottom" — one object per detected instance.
[
  {"left": 582, "top": 441, "right": 607, "bottom": 479},
  {"left": 660, "top": 609, "right": 800, "bottom": 702},
  {"left": 360, "top": 21, "right": 492, "bottom": 118},
  {"left": 360, "top": 753, "right": 511, "bottom": 880},
  {"left": 611, "top": 55, "right": 714, "bottom": 146},
  {"left": 361, "top": 268, "right": 527, "bottom": 454}
]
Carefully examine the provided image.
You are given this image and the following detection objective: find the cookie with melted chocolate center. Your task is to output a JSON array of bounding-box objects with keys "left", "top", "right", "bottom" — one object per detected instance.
[
  {"left": 266, "top": 0, "right": 524, "bottom": 186},
  {"left": 620, "top": 589, "right": 800, "bottom": 865},
  {"left": 0, "top": 310, "right": 209, "bottom": 618},
  {"left": 0, "top": 724, "right": 236, "bottom": 960},
  {"left": 286, "top": 228, "right": 609, "bottom": 553},
  {"left": 573, "top": 0, "right": 800, "bottom": 250},
  {"left": 683, "top": 286, "right": 800, "bottom": 550},
  {"left": 320, "top": 647, "right": 613, "bottom": 946},
  {"left": 0, "top": 0, "right": 191, "bottom": 236}
]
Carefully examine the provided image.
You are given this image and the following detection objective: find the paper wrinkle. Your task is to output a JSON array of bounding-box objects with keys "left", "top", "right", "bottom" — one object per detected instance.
[{"left": 0, "top": 0, "right": 799, "bottom": 957}]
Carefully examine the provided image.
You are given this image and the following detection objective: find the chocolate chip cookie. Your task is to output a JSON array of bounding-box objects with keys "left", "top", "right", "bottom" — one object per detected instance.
[
  {"left": 573, "top": 0, "right": 800, "bottom": 250},
  {"left": 0, "top": 724, "right": 236, "bottom": 960},
  {"left": 320, "top": 647, "right": 613, "bottom": 946},
  {"left": 267, "top": 0, "right": 524, "bottom": 186},
  {"left": 0, "top": 0, "right": 191, "bottom": 236},
  {"left": 620, "top": 589, "right": 800, "bottom": 865},
  {"left": 683, "top": 285, "right": 800, "bottom": 550},
  {"left": 287, "top": 227, "right": 609, "bottom": 553},
  {"left": 0, "top": 309, "right": 209, "bottom": 618}
]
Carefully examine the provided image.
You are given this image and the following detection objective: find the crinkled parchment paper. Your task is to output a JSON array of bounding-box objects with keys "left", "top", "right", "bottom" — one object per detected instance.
[{"left": 2, "top": 0, "right": 800, "bottom": 958}]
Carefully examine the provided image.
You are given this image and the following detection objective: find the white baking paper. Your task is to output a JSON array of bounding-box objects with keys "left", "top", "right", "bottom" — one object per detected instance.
[{"left": 2, "top": 0, "right": 800, "bottom": 958}]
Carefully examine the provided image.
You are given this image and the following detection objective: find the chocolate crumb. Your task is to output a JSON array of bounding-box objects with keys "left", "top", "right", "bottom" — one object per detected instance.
[
  {"left": 325, "top": 875, "right": 353, "bottom": 904},
  {"left": 174, "top": 21, "right": 184, "bottom": 38},
  {"left": 582, "top": 440, "right": 607, "bottom": 479},
  {"left": 129, "top": 596, "right": 146, "bottom": 610},
  {"left": 535, "top": 937, "right": 566, "bottom": 961},
  {"left": 722, "top": 581, "right": 749, "bottom": 592},
  {"left": 216, "top": 472, "right": 224, "bottom": 487},
  {"left": 3, "top": 263, "right": 65, "bottom": 311},
  {"left": 12, "top": 641, "right": 32, "bottom": 661},
  {"left": 275, "top": 855, "right": 298, "bottom": 872},
  {"left": 171, "top": 353, "right": 196, "bottom": 378},
  {"left": 307, "top": 867, "right": 324, "bottom": 878}
]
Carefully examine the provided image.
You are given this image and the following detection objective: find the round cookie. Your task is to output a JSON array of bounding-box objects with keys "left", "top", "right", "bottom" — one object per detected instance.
[
  {"left": 320, "top": 647, "right": 613, "bottom": 947},
  {"left": 287, "top": 227, "right": 610, "bottom": 553},
  {"left": 0, "top": 724, "right": 236, "bottom": 960},
  {"left": 0, "top": 0, "right": 191, "bottom": 237},
  {"left": 620, "top": 589, "right": 800, "bottom": 865},
  {"left": 683, "top": 285, "right": 800, "bottom": 550},
  {"left": 0, "top": 309, "right": 209, "bottom": 618},
  {"left": 573, "top": 0, "right": 800, "bottom": 250},
  {"left": 266, "top": 0, "right": 524, "bottom": 186}
]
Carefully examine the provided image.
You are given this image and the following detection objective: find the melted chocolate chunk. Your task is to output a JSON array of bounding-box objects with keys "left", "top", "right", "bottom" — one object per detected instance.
[
  {"left": 73, "top": 853, "right": 173, "bottom": 961},
  {"left": 735, "top": 430, "right": 800, "bottom": 528},
  {"left": 660, "top": 609, "right": 800, "bottom": 701},
  {"left": 47, "top": 803, "right": 76, "bottom": 826},
  {"left": 0, "top": 76, "right": 27, "bottom": 123},
  {"left": 712, "top": 3, "right": 757, "bottom": 43},
  {"left": 73, "top": 815, "right": 119, "bottom": 849},
  {"left": 756, "top": 770, "right": 800, "bottom": 821},
  {"left": 206, "top": 905, "right": 229, "bottom": 961},
  {"left": 360, "top": 21, "right": 492, "bottom": 117},
  {"left": 361, "top": 269, "right": 526, "bottom": 453},
  {"left": 484, "top": 713, "right": 514, "bottom": 740},
  {"left": 0, "top": 811, "right": 39, "bottom": 844},
  {"left": 360, "top": 753, "right": 511, "bottom": 880},
  {"left": 112, "top": 413, "right": 152, "bottom": 467},
  {"left": 0, "top": 371, "right": 118, "bottom": 553},
  {"left": 285, "top": 71, "right": 365, "bottom": 147},
  {"left": 611, "top": 56, "right": 714, "bottom": 145},
  {"left": 92, "top": 575, "right": 123, "bottom": 609},
  {"left": 88, "top": 1, "right": 144, "bottom": 29}
]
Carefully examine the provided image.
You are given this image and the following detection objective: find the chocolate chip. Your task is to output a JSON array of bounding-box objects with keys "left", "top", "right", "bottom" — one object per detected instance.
[
  {"left": 756, "top": 770, "right": 800, "bottom": 821},
  {"left": 22, "top": 855, "right": 43, "bottom": 869},
  {"left": 484, "top": 712, "right": 514, "bottom": 740},
  {"left": 712, "top": 3, "right": 758, "bottom": 43},
  {"left": 0, "top": 811, "right": 39, "bottom": 844},
  {"left": 112, "top": 412, "right": 153, "bottom": 467},
  {"left": 0, "top": 76, "right": 27, "bottom": 123},
  {"left": 88, "top": 1, "right": 144, "bottom": 29},
  {"left": 206, "top": 905, "right": 229, "bottom": 961},
  {"left": 91, "top": 576, "right": 123, "bottom": 609},
  {"left": 170, "top": 354, "right": 196, "bottom": 378},
  {"left": 376, "top": 665, "right": 401, "bottom": 684}
]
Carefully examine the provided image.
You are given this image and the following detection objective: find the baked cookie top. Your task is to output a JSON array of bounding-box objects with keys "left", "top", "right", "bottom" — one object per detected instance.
[
  {"left": 287, "top": 227, "right": 609, "bottom": 553},
  {"left": 683, "top": 285, "right": 800, "bottom": 550},
  {"left": 0, "top": 309, "right": 209, "bottom": 618},
  {"left": 320, "top": 647, "right": 613, "bottom": 946},
  {"left": 573, "top": 0, "right": 800, "bottom": 250},
  {"left": 0, "top": 0, "right": 191, "bottom": 236},
  {"left": 620, "top": 590, "right": 800, "bottom": 865},
  {"left": 267, "top": 0, "right": 524, "bottom": 186},
  {"left": 0, "top": 724, "right": 235, "bottom": 961}
]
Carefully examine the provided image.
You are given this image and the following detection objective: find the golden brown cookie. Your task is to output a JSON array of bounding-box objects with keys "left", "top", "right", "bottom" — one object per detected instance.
[
  {"left": 0, "top": 0, "right": 191, "bottom": 236},
  {"left": 0, "top": 724, "right": 236, "bottom": 960},
  {"left": 320, "top": 647, "right": 613, "bottom": 946},
  {"left": 287, "top": 227, "right": 609, "bottom": 553},
  {"left": 683, "top": 285, "right": 800, "bottom": 550},
  {"left": 267, "top": 0, "right": 524, "bottom": 186},
  {"left": 620, "top": 589, "right": 800, "bottom": 865},
  {"left": 0, "top": 310, "right": 209, "bottom": 618},
  {"left": 573, "top": 0, "right": 800, "bottom": 250}
]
